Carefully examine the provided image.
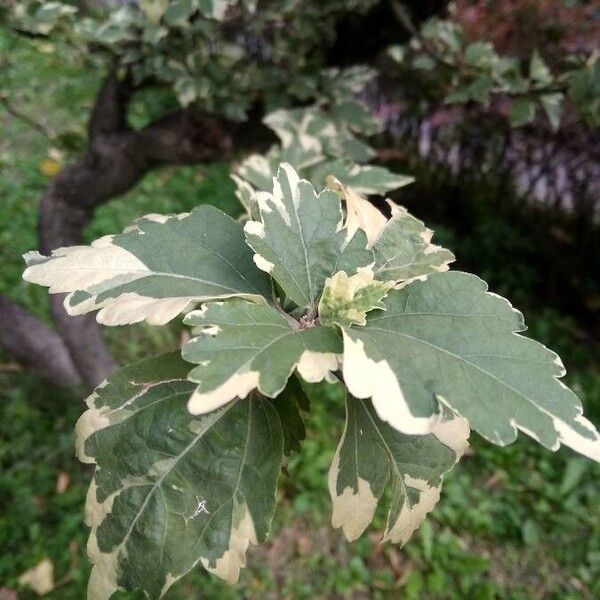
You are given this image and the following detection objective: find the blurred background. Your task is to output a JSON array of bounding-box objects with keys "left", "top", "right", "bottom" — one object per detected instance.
[{"left": 1, "top": 1, "right": 599, "bottom": 598}]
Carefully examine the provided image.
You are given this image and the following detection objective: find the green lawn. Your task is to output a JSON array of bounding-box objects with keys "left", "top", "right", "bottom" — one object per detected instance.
[{"left": 1, "top": 29, "right": 599, "bottom": 600}]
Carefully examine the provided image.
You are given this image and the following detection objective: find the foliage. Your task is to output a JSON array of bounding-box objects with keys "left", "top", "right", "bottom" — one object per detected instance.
[
  {"left": 387, "top": 4, "right": 600, "bottom": 129},
  {"left": 22, "top": 159, "right": 600, "bottom": 598},
  {"left": 5, "top": 0, "right": 379, "bottom": 120}
]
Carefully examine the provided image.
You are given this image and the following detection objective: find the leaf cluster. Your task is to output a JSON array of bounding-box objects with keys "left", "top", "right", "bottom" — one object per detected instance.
[
  {"left": 22, "top": 159, "right": 600, "bottom": 598},
  {"left": 388, "top": 14, "right": 600, "bottom": 129}
]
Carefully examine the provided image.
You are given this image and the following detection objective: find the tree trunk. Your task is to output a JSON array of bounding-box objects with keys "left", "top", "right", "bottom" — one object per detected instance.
[{"left": 0, "top": 294, "right": 81, "bottom": 387}]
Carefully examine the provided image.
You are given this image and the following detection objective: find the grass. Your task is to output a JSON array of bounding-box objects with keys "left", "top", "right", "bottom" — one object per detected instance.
[{"left": 1, "top": 27, "right": 599, "bottom": 600}]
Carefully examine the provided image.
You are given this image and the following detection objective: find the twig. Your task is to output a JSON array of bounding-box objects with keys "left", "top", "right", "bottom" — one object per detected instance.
[
  {"left": 0, "top": 94, "right": 55, "bottom": 140},
  {"left": 389, "top": 0, "right": 457, "bottom": 70}
]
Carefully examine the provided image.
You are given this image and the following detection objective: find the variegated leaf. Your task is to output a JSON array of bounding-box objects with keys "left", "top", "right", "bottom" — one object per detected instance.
[
  {"left": 328, "top": 177, "right": 454, "bottom": 280},
  {"left": 271, "top": 375, "right": 310, "bottom": 456},
  {"left": 328, "top": 394, "right": 468, "bottom": 543},
  {"left": 342, "top": 271, "right": 600, "bottom": 462},
  {"left": 236, "top": 153, "right": 277, "bottom": 193},
  {"left": 371, "top": 204, "right": 455, "bottom": 282},
  {"left": 263, "top": 107, "right": 374, "bottom": 164},
  {"left": 182, "top": 299, "right": 341, "bottom": 414},
  {"left": 310, "top": 160, "right": 414, "bottom": 195},
  {"left": 244, "top": 163, "right": 372, "bottom": 308},
  {"left": 76, "top": 353, "right": 283, "bottom": 599},
  {"left": 319, "top": 268, "right": 394, "bottom": 328},
  {"left": 236, "top": 154, "right": 409, "bottom": 198},
  {"left": 23, "top": 206, "right": 271, "bottom": 325}
]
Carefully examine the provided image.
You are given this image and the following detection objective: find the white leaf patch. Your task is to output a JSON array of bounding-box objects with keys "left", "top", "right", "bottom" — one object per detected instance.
[
  {"left": 201, "top": 503, "right": 258, "bottom": 584},
  {"left": 18, "top": 559, "right": 55, "bottom": 596},
  {"left": 328, "top": 450, "right": 378, "bottom": 542},
  {"left": 342, "top": 331, "right": 441, "bottom": 435},
  {"left": 327, "top": 175, "right": 388, "bottom": 244}
]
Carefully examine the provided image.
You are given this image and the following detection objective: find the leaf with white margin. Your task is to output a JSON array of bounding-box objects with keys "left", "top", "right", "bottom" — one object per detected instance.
[
  {"left": 76, "top": 353, "right": 283, "bottom": 599},
  {"left": 371, "top": 204, "right": 454, "bottom": 282},
  {"left": 328, "top": 394, "right": 468, "bottom": 543},
  {"left": 310, "top": 160, "right": 414, "bottom": 196},
  {"left": 236, "top": 153, "right": 276, "bottom": 193},
  {"left": 328, "top": 177, "right": 454, "bottom": 279},
  {"left": 343, "top": 271, "right": 600, "bottom": 462},
  {"left": 244, "top": 163, "right": 373, "bottom": 308},
  {"left": 319, "top": 268, "right": 394, "bottom": 328},
  {"left": 263, "top": 107, "right": 374, "bottom": 163},
  {"left": 327, "top": 175, "right": 388, "bottom": 245},
  {"left": 23, "top": 205, "right": 271, "bottom": 326},
  {"left": 231, "top": 173, "right": 259, "bottom": 220},
  {"left": 182, "top": 299, "right": 342, "bottom": 414},
  {"left": 198, "top": 0, "right": 239, "bottom": 20}
]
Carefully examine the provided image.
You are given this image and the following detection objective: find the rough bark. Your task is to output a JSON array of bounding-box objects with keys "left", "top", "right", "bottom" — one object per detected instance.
[{"left": 0, "top": 294, "right": 81, "bottom": 387}]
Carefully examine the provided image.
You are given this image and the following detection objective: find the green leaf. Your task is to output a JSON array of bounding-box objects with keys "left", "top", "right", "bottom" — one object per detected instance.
[
  {"left": 140, "top": 0, "right": 169, "bottom": 22},
  {"left": 464, "top": 42, "right": 494, "bottom": 67},
  {"left": 468, "top": 74, "right": 494, "bottom": 104},
  {"left": 319, "top": 268, "right": 393, "bottom": 328},
  {"left": 510, "top": 98, "right": 536, "bottom": 127},
  {"left": 371, "top": 205, "right": 455, "bottom": 282},
  {"left": 413, "top": 55, "right": 436, "bottom": 71},
  {"left": 328, "top": 394, "right": 468, "bottom": 543},
  {"left": 530, "top": 51, "right": 552, "bottom": 85},
  {"left": 271, "top": 376, "right": 309, "bottom": 456},
  {"left": 341, "top": 272, "right": 600, "bottom": 462},
  {"left": 182, "top": 299, "right": 342, "bottom": 414},
  {"left": 23, "top": 206, "right": 271, "bottom": 325},
  {"left": 331, "top": 100, "right": 382, "bottom": 136},
  {"left": 540, "top": 93, "right": 563, "bottom": 131},
  {"left": 163, "top": 0, "right": 197, "bottom": 26},
  {"left": 198, "top": 0, "right": 235, "bottom": 20},
  {"left": 244, "top": 163, "right": 372, "bottom": 308},
  {"left": 76, "top": 353, "right": 284, "bottom": 598},
  {"left": 567, "top": 60, "right": 600, "bottom": 127}
]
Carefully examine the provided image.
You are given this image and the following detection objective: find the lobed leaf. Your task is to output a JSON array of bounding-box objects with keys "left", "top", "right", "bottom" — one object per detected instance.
[
  {"left": 342, "top": 271, "right": 600, "bottom": 462},
  {"left": 182, "top": 299, "right": 341, "bottom": 414},
  {"left": 76, "top": 353, "right": 284, "bottom": 599},
  {"left": 329, "top": 394, "right": 468, "bottom": 543},
  {"left": 371, "top": 204, "right": 455, "bottom": 282},
  {"left": 243, "top": 163, "right": 372, "bottom": 309},
  {"left": 328, "top": 177, "right": 454, "bottom": 281},
  {"left": 23, "top": 206, "right": 271, "bottom": 325}
]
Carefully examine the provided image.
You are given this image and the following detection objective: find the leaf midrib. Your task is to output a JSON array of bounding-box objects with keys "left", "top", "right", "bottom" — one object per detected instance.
[{"left": 106, "top": 400, "right": 238, "bottom": 561}]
